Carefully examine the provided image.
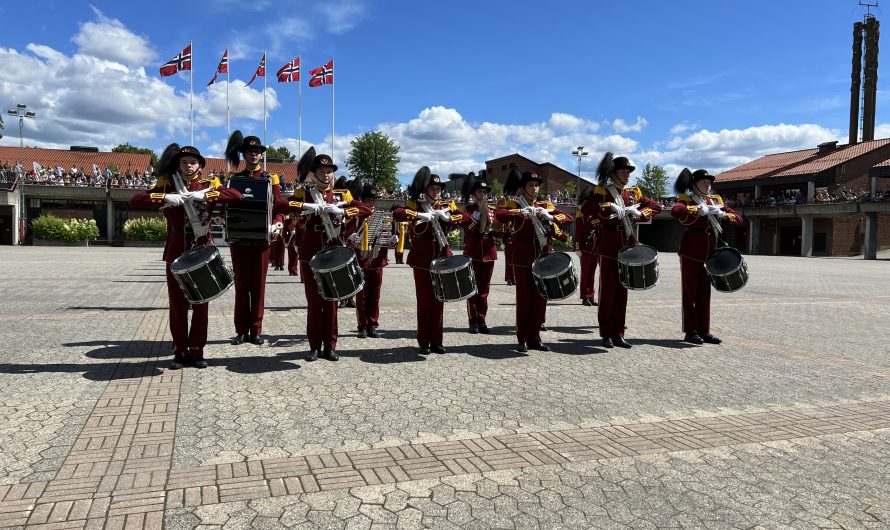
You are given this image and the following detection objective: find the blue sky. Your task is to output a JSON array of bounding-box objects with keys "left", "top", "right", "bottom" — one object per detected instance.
[{"left": 0, "top": 0, "right": 883, "bottom": 185}]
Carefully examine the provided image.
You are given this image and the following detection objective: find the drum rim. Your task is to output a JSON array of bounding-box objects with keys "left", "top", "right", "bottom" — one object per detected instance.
[
  {"left": 704, "top": 247, "right": 745, "bottom": 276},
  {"left": 530, "top": 251, "right": 572, "bottom": 275},
  {"left": 709, "top": 262, "right": 749, "bottom": 293},
  {"left": 618, "top": 260, "right": 660, "bottom": 291},
  {"left": 316, "top": 278, "right": 365, "bottom": 301},
  {"left": 430, "top": 255, "right": 473, "bottom": 275},
  {"left": 170, "top": 246, "right": 223, "bottom": 274},
  {"left": 617, "top": 244, "right": 659, "bottom": 267},
  {"left": 309, "top": 246, "right": 358, "bottom": 273},
  {"left": 533, "top": 270, "right": 579, "bottom": 300}
]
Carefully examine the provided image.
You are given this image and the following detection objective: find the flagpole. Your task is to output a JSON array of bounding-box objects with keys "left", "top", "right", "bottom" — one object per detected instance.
[
  {"left": 298, "top": 55, "right": 302, "bottom": 160},
  {"left": 226, "top": 48, "right": 230, "bottom": 141},
  {"left": 331, "top": 57, "right": 335, "bottom": 160},
  {"left": 189, "top": 40, "right": 194, "bottom": 146},
  {"left": 263, "top": 50, "right": 267, "bottom": 171}
]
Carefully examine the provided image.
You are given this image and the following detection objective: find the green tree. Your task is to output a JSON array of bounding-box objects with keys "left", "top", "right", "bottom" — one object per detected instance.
[
  {"left": 565, "top": 179, "right": 576, "bottom": 200},
  {"left": 112, "top": 143, "right": 158, "bottom": 168},
  {"left": 490, "top": 178, "right": 504, "bottom": 198},
  {"left": 635, "top": 163, "right": 669, "bottom": 199},
  {"left": 266, "top": 145, "right": 296, "bottom": 163},
  {"left": 345, "top": 131, "right": 401, "bottom": 192}
]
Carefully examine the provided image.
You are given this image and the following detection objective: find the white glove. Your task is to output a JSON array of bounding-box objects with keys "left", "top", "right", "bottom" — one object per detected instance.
[
  {"left": 301, "top": 203, "right": 323, "bottom": 216},
  {"left": 387, "top": 234, "right": 400, "bottom": 246},
  {"left": 472, "top": 211, "right": 481, "bottom": 221},
  {"left": 416, "top": 212, "right": 434, "bottom": 223},
  {"left": 536, "top": 207, "right": 554, "bottom": 221},
  {"left": 163, "top": 194, "right": 184, "bottom": 207},
  {"left": 707, "top": 204, "right": 724, "bottom": 216},
  {"left": 323, "top": 203, "right": 345, "bottom": 216},
  {"left": 183, "top": 189, "right": 208, "bottom": 202},
  {"left": 696, "top": 205, "right": 709, "bottom": 217},
  {"left": 347, "top": 232, "right": 362, "bottom": 245},
  {"left": 521, "top": 206, "right": 536, "bottom": 218},
  {"left": 624, "top": 206, "right": 642, "bottom": 219},
  {"left": 436, "top": 209, "right": 452, "bottom": 221},
  {"left": 609, "top": 203, "right": 625, "bottom": 220},
  {"left": 268, "top": 223, "right": 282, "bottom": 236}
]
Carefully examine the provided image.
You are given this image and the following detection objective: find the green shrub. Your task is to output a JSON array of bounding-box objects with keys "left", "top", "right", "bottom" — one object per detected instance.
[
  {"left": 552, "top": 234, "right": 574, "bottom": 250},
  {"left": 31, "top": 215, "right": 100, "bottom": 242},
  {"left": 447, "top": 228, "right": 462, "bottom": 247},
  {"left": 123, "top": 216, "right": 167, "bottom": 242}
]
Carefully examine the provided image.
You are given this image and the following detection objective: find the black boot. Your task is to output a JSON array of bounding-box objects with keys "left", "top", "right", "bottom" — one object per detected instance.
[
  {"left": 230, "top": 334, "right": 246, "bottom": 345},
  {"left": 601, "top": 337, "right": 614, "bottom": 349},
  {"left": 613, "top": 336, "right": 632, "bottom": 349},
  {"left": 700, "top": 332, "right": 722, "bottom": 344},
  {"left": 306, "top": 349, "right": 319, "bottom": 362},
  {"left": 683, "top": 333, "right": 704, "bottom": 345}
]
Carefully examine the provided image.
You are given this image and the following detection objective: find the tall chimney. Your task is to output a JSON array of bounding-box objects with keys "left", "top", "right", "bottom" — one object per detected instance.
[
  {"left": 850, "top": 21, "right": 863, "bottom": 144},
  {"left": 862, "top": 16, "right": 880, "bottom": 142}
]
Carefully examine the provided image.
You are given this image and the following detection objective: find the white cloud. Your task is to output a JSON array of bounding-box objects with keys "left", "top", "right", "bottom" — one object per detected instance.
[
  {"left": 317, "top": 0, "right": 366, "bottom": 34},
  {"left": 612, "top": 116, "right": 648, "bottom": 133},
  {"left": 669, "top": 122, "right": 697, "bottom": 135},
  {"left": 71, "top": 6, "right": 154, "bottom": 65}
]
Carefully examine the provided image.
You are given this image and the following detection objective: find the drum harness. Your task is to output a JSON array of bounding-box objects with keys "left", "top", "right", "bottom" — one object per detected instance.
[
  {"left": 307, "top": 186, "right": 343, "bottom": 247},
  {"left": 689, "top": 192, "right": 729, "bottom": 247},
  {"left": 513, "top": 194, "right": 550, "bottom": 256},
  {"left": 419, "top": 199, "right": 450, "bottom": 258}
]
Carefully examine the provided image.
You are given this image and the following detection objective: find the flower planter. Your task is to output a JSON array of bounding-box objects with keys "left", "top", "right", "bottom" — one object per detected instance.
[{"left": 33, "top": 239, "right": 90, "bottom": 247}]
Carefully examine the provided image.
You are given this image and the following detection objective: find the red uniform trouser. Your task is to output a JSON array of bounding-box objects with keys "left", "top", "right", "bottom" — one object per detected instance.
[
  {"left": 271, "top": 238, "right": 285, "bottom": 267},
  {"left": 504, "top": 244, "right": 515, "bottom": 282},
  {"left": 514, "top": 265, "right": 546, "bottom": 344},
  {"left": 230, "top": 243, "right": 271, "bottom": 335},
  {"left": 300, "top": 261, "right": 339, "bottom": 351},
  {"left": 412, "top": 267, "right": 444, "bottom": 348},
  {"left": 287, "top": 245, "right": 299, "bottom": 274},
  {"left": 579, "top": 252, "right": 597, "bottom": 299},
  {"left": 597, "top": 255, "right": 627, "bottom": 338},
  {"left": 165, "top": 265, "right": 208, "bottom": 359},
  {"left": 467, "top": 260, "right": 494, "bottom": 325},
  {"left": 356, "top": 267, "right": 383, "bottom": 331},
  {"left": 680, "top": 256, "right": 711, "bottom": 334}
]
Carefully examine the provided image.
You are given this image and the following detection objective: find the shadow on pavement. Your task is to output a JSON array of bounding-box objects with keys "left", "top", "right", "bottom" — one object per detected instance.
[{"left": 64, "top": 306, "right": 161, "bottom": 312}]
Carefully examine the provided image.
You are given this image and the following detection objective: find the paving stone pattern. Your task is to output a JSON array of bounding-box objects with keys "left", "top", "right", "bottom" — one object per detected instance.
[{"left": 0, "top": 247, "right": 889, "bottom": 529}]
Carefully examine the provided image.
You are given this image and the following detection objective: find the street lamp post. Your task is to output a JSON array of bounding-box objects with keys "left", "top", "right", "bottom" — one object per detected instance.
[
  {"left": 571, "top": 146, "right": 588, "bottom": 203},
  {"left": 7, "top": 103, "right": 36, "bottom": 245}
]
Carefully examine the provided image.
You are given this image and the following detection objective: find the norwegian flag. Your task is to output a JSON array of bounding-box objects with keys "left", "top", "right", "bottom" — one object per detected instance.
[
  {"left": 276, "top": 57, "right": 301, "bottom": 83},
  {"left": 159, "top": 44, "right": 191, "bottom": 77},
  {"left": 207, "top": 49, "right": 229, "bottom": 86},
  {"left": 309, "top": 59, "right": 334, "bottom": 87},
  {"left": 246, "top": 53, "right": 266, "bottom": 87}
]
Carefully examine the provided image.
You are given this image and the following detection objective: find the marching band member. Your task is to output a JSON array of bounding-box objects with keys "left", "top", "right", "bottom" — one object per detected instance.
[
  {"left": 347, "top": 183, "right": 399, "bottom": 338},
  {"left": 131, "top": 145, "right": 241, "bottom": 369},
  {"left": 270, "top": 224, "right": 286, "bottom": 271},
  {"left": 285, "top": 152, "right": 371, "bottom": 361},
  {"left": 283, "top": 214, "right": 301, "bottom": 277},
  {"left": 495, "top": 169, "right": 573, "bottom": 352},
  {"left": 461, "top": 174, "right": 497, "bottom": 334},
  {"left": 225, "top": 131, "right": 284, "bottom": 346},
  {"left": 671, "top": 169, "right": 744, "bottom": 345},
  {"left": 501, "top": 223, "right": 516, "bottom": 286},
  {"left": 575, "top": 187, "right": 599, "bottom": 306},
  {"left": 393, "top": 168, "right": 470, "bottom": 355},
  {"left": 584, "top": 153, "right": 662, "bottom": 349}
]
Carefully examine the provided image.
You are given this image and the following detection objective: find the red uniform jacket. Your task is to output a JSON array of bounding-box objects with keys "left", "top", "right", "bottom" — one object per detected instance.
[
  {"left": 494, "top": 199, "right": 573, "bottom": 268},
  {"left": 284, "top": 188, "right": 372, "bottom": 258},
  {"left": 583, "top": 185, "right": 662, "bottom": 258},
  {"left": 393, "top": 199, "right": 470, "bottom": 269},
  {"left": 574, "top": 209, "right": 599, "bottom": 254},
  {"left": 671, "top": 193, "right": 744, "bottom": 262},
  {"left": 462, "top": 202, "right": 498, "bottom": 262},
  {"left": 130, "top": 173, "right": 242, "bottom": 263}
]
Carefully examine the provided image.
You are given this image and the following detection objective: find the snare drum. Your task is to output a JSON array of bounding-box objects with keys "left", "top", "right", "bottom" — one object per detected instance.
[
  {"left": 309, "top": 246, "right": 364, "bottom": 301},
  {"left": 531, "top": 252, "right": 578, "bottom": 300},
  {"left": 617, "top": 244, "right": 659, "bottom": 290},
  {"left": 430, "top": 255, "right": 478, "bottom": 302},
  {"left": 169, "top": 246, "right": 234, "bottom": 304},
  {"left": 705, "top": 246, "right": 749, "bottom": 293},
  {"left": 226, "top": 176, "right": 272, "bottom": 245}
]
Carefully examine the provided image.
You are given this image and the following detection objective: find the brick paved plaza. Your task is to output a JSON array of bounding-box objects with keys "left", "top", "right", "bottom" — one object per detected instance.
[{"left": 0, "top": 246, "right": 888, "bottom": 529}]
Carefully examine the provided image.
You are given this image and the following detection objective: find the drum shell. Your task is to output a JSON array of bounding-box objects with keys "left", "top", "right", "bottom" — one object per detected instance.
[
  {"left": 309, "top": 246, "right": 365, "bottom": 301},
  {"left": 531, "top": 252, "right": 578, "bottom": 300},
  {"left": 169, "top": 246, "right": 234, "bottom": 304},
  {"left": 430, "top": 255, "right": 478, "bottom": 302},
  {"left": 226, "top": 177, "right": 272, "bottom": 245},
  {"left": 617, "top": 244, "right": 659, "bottom": 290},
  {"left": 705, "top": 247, "right": 749, "bottom": 293}
]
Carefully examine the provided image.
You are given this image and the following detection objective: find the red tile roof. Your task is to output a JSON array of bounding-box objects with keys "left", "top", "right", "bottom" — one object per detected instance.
[
  {"left": 0, "top": 146, "right": 298, "bottom": 184},
  {"left": 715, "top": 148, "right": 818, "bottom": 182},
  {"left": 0, "top": 146, "right": 151, "bottom": 174},
  {"left": 773, "top": 138, "right": 890, "bottom": 176}
]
